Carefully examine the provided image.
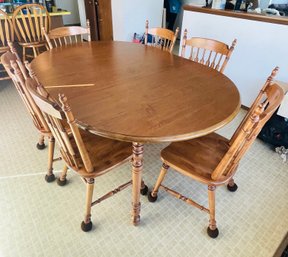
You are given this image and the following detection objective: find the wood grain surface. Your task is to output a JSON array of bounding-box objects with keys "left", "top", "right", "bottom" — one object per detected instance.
[{"left": 31, "top": 41, "right": 240, "bottom": 143}]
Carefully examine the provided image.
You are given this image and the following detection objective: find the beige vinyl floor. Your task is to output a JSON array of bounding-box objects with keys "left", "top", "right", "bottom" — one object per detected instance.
[{"left": 0, "top": 79, "right": 287, "bottom": 257}]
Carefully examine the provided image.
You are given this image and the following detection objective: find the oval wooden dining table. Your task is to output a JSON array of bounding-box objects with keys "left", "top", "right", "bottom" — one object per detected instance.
[{"left": 31, "top": 41, "right": 241, "bottom": 226}]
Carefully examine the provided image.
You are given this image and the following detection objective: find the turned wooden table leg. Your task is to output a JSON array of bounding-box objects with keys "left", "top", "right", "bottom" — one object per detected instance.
[{"left": 131, "top": 142, "right": 144, "bottom": 226}]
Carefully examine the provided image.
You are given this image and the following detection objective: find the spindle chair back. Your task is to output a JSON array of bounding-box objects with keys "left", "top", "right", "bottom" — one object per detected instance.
[
  {"left": 1, "top": 50, "right": 62, "bottom": 182},
  {"left": 145, "top": 20, "right": 179, "bottom": 53},
  {"left": 43, "top": 20, "right": 91, "bottom": 50},
  {"left": 181, "top": 29, "right": 237, "bottom": 73},
  {"left": 0, "top": 10, "right": 14, "bottom": 80},
  {"left": 12, "top": 4, "right": 50, "bottom": 61}
]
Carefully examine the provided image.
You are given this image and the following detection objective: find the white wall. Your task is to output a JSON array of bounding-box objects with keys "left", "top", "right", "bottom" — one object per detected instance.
[
  {"left": 55, "top": 0, "right": 80, "bottom": 25},
  {"left": 111, "top": 0, "right": 164, "bottom": 42},
  {"left": 181, "top": 10, "right": 288, "bottom": 106}
]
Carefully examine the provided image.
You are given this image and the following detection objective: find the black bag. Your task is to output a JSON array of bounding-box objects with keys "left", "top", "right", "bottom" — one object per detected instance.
[{"left": 258, "top": 108, "right": 288, "bottom": 147}]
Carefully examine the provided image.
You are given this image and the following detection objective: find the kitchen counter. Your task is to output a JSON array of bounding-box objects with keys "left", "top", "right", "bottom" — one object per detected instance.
[{"left": 183, "top": 5, "right": 288, "bottom": 25}]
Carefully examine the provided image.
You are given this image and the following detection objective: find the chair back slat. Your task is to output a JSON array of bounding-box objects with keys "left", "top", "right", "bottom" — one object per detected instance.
[
  {"left": 12, "top": 4, "right": 50, "bottom": 43},
  {"left": 1, "top": 51, "right": 49, "bottom": 132},
  {"left": 181, "top": 29, "right": 237, "bottom": 73},
  {"left": 43, "top": 20, "right": 91, "bottom": 50},
  {"left": 144, "top": 20, "right": 179, "bottom": 53},
  {"left": 0, "top": 10, "right": 14, "bottom": 48},
  {"left": 27, "top": 78, "right": 95, "bottom": 173},
  {"left": 211, "top": 68, "right": 284, "bottom": 180}
]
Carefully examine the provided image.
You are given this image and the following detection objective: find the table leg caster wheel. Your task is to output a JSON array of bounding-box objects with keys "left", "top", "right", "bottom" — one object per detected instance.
[
  {"left": 227, "top": 183, "right": 238, "bottom": 192},
  {"left": 148, "top": 192, "right": 158, "bottom": 202},
  {"left": 81, "top": 221, "right": 92, "bottom": 232},
  {"left": 57, "top": 178, "right": 67, "bottom": 186},
  {"left": 45, "top": 174, "right": 55, "bottom": 183},
  {"left": 36, "top": 143, "right": 45, "bottom": 150},
  {"left": 140, "top": 185, "right": 148, "bottom": 195},
  {"left": 207, "top": 227, "right": 219, "bottom": 238}
]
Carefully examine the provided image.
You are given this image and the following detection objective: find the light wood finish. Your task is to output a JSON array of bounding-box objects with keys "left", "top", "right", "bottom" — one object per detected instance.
[
  {"left": 145, "top": 20, "right": 179, "bottom": 53},
  {"left": 181, "top": 29, "right": 237, "bottom": 73},
  {"left": 149, "top": 68, "right": 284, "bottom": 238},
  {"left": 26, "top": 78, "right": 132, "bottom": 231},
  {"left": 1, "top": 50, "right": 60, "bottom": 182},
  {"left": 183, "top": 5, "right": 288, "bottom": 26},
  {"left": 12, "top": 4, "right": 50, "bottom": 61},
  {"left": 0, "top": 10, "right": 14, "bottom": 80},
  {"left": 31, "top": 41, "right": 240, "bottom": 225},
  {"left": 43, "top": 20, "right": 91, "bottom": 50}
]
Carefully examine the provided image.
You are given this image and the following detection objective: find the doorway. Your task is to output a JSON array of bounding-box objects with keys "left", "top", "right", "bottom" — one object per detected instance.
[{"left": 84, "top": 0, "right": 113, "bottom": 41}]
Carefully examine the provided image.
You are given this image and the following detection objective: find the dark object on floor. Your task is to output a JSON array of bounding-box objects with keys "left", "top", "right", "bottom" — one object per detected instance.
[
  {"left": 281, "top": 245, "right": 288, "bottom": 257},
  {"left": 258, "top": 109, "right": 288, "bottom": 148}
]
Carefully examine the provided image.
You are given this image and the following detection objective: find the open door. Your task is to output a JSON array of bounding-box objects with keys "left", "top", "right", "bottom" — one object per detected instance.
[{"left": 84, "top": 0, "right": 113, "bottom": 41}]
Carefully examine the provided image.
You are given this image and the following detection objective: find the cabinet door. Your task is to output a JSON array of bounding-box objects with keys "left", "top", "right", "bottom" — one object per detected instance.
[
  {"left": 96, "top": 0, "right": 113, "bottom": 41},
  {"left": 84, "top": 0, "right": 99, "bottom": 41}
]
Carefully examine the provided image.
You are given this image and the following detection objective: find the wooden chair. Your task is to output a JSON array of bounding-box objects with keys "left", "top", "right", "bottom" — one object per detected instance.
[
  {"left": 148, "top": 67, "right": 284, "bottom": 238},
  {"left": 145, "top": 20, "right": 179, "bottom": 53},
  {"left": 1, "top": 50, "right": 62, "bottom": 183},
  {"left": 42, "top": 20, "right": 91, "bottom": 50},
  {"left": 0, "top": 10, "right": 14, "bottom": 80},
  {"left": 26, "top": 77, "right": 135, "bottom": 232},
  {"left": 12, "top": 4, "right": 50, "bottom": 61},
  {"left": 181, "top": 29, "right": 237, "bottom": 73}
]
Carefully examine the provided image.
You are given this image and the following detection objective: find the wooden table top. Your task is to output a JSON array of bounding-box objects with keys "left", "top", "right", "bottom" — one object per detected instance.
[{"left": 31, "top": 41, "right": 241, "bottom": 143}]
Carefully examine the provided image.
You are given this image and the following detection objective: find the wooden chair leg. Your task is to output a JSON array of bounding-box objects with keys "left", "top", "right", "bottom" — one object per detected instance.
[
  {"left": 148, "top": 162, "right": 169, "bottom": 202},
  {"left": 36, "top": 134, "right": 46, "bottom": 150},
  {"left": 227, "top": 178, "right": 238, "bottom": 192},
  {"left": 81, "top": 178, "right": 94, "bottom": 232},
  {"left": 140, "top": 179, "right": 148, "bottom": 195},
  {"left": 45, "top": 136, "right": 56, "bottom": 183},
  {"left": 207, "top": 185, "right": 219, "bottom": 238},
  {"left": 22, "top": 47, "right": 26, "bottom": 62},
  {"left": 32, "top": 47, "right": 38, "bottom": 58},
  {"left": 57, "top": 165, "right": 69, "bottom": 186}
]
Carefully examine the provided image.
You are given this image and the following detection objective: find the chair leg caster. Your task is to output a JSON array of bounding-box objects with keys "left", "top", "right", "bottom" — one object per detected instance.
[
  {"left": 81, "top": 221, "right": 92, "bottom": 232},
  {"left": 148, "top": 192, "right": 158, "bottom": 202},
  {"left": 45, "top": 174, "right": 55, "bottom": 183},
  {"left": 140, "top": 185, "right": 148, "bottom": 195},
  {"left": 57, "top": 177, "right": 67, "bottom": 186},
  {"left": 36, "top": 142, "right": 46, "bottom": 150},
  {"left": 207, "top": 227, "right": 219, "bottom": 238},
  {"left": 227, "top": 183, "right": 238, "bottom": 192}
]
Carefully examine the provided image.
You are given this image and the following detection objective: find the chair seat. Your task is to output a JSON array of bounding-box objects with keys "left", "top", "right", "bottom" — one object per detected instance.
[
  {"left": 161, "top": 133, "right": 230, "bottom": 184},
  {"left": 71, "top": 130, "right": 132, "bottom": 178}
]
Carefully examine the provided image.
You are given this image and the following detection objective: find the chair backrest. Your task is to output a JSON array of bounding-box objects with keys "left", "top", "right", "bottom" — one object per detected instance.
[
  {"left": 26, "top": 78, "right": 94, "bottom": 173},
  {"left": 12, "top": 4, "right": 50, "bottom": 44},
  {"left": 144, "top": 20, "right": 179, "bottom": 53},
  {"left": 1, "top": 51, "right": 49, "bottom": 133},
  {"left": 43, "top": 20, "right": 91, "bottom": 50},
  {"left": 211, "top": 67, "right": 284, "bottom": 180},
  {"left": 181, "top": 29, "right": 237, "bottom": 73},
  {"left": 0, "top": 10, "right": 14, "bottom": 50}
]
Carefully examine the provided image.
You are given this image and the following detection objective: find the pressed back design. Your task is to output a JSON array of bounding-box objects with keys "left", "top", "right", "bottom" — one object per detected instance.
[
  {"left": 212, "top": 68, "right": 284, "bottom": 180},
  {"left": 181, "top": 29, "right": 237, "bottom": 73},
  {"left": 145, "top": 20, "right": 179, "bottom": 53},
  {"left": 12, "top": 4, "right": 50, "bottom": 44},
  {"left": 43, "top": 20, "right": 91, "bottom": 50}
]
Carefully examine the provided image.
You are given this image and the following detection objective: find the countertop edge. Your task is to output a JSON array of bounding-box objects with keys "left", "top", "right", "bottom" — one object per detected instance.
[{"left": 183, "top": 5, "right": 288, "bottom": 26}]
